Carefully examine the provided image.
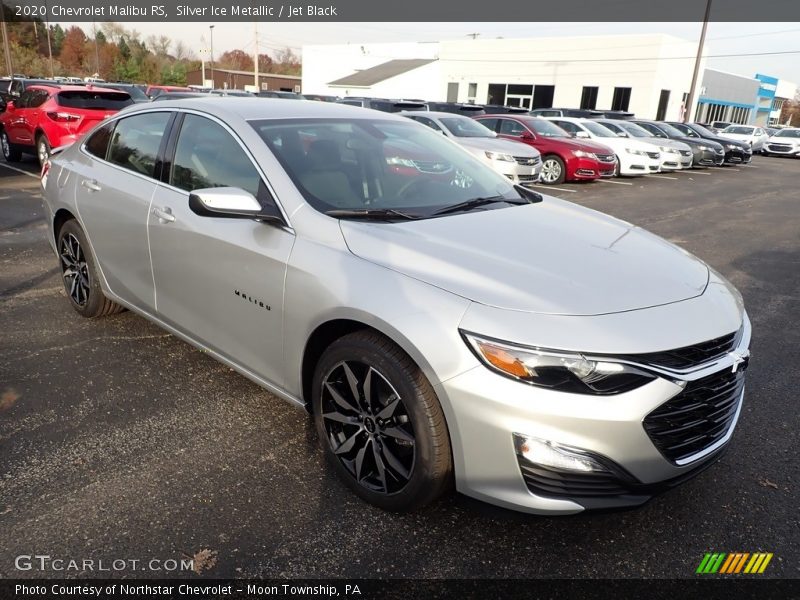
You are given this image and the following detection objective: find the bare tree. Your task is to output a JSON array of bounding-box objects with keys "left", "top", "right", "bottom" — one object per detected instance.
[
  {"left": 173, "top": 40, "right": 194, "bottom": 61},
  {"left": 146, "top": 34, "right": 171, "bottom": 56}
]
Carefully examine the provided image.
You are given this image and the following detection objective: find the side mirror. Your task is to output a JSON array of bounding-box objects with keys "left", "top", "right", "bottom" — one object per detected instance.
[
  {"left": 521, "top": 131, "right": 535, "bottom": 140},
  {"left": 575, "top": 131, "right": 590, "bottom": 139},
  {"left": 5, "top": 101, "right": 15, "bottom": 112},
  {"left": 188, "top": 187, "right": 284, "bottom": 224}
]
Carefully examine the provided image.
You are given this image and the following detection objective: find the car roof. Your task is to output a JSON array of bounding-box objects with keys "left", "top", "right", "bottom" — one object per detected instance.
[{"left": 118, "top": 97, "right": 411, "bottom": 122}]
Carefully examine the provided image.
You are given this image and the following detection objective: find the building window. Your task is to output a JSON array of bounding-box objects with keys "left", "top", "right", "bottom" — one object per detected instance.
[
  {"left": 611, "top": 87, "right": 632, "bottom": 111},
  {"left": 467, "top": 83, "right": 477, "bottom": 103},
  {"left": 532, "top": 85, "right": 555, "bottom": 110},
  {"left": 488, "top": 83, "right": 507, "bottom": 105},
  {"left": 580, "top": 86, "right": 598, "bottom": 110},
  {"left": 656, "top": 90, "right": 670, "bottom": 121}
]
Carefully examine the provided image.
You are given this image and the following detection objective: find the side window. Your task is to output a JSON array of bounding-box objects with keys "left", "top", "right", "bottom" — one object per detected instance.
[
  {"left": 170, "top": 114, "right": 263, "bottom": 199},
  {"left": 107, "top": 112, "right": 171, "bottom": 177},
  {"left": 555, "top": 120, "right": 579, "bottom": 134},
  {"left": 500, "top": 119, "right": 527, "bottom": 136},
  {"left": 16, "top": 90, "right": 34, "bottom": 108},
  {"left": 478, "top": 118, "right": 499, "bottom": 132},
  {"left": 27, "top": 89, "right": 49, "bottom": 108},
  {"left": 84, "top": 121, "right": 116, "bottom": 159},
  {"left": 413, "top": 116, "right": 443, "bottom": 132}
]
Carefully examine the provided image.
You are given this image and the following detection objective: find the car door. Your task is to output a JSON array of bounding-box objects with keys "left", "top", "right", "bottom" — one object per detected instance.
[
  {"left": 148, "top": 112, "right": 294, "bottom": 386},
  {"left": 72, "top": 110, "right": 173, "bottom": 312},
  {"left": 18, "top": 88, "right": 50, "bottom": 144},
  {"left": 6, "top": 89, "right": 33, "bottom": 144}
]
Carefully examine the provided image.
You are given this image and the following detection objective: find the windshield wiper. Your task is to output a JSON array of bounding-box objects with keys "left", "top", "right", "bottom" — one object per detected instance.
[
  {"left": 432, "top": 195, "right": 529, "bottom": 216},
  {"left": 325, "top": 208, "right": 420, "bottom": 220}
]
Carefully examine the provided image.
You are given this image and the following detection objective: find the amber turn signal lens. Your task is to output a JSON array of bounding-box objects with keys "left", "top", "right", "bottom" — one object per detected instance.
[{"left": 475, "top": 340, "right": 530, "bottom": 378}]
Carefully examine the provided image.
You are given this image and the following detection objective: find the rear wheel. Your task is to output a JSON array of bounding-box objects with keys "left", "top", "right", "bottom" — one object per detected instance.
[
  {"left": 312, "top": 330, "right": 452, "bottom": 511},
  {"left": 1, "top": 130, "right": 22, "bottom": 162},
  {"left": 36, "top": 134, "right": 51, "bottom": 168},
  {"left": 57, "top": 220, "right": 125, "bottom": 318},
  {"left": 540, "top": 155, "right": 566, "bottom": 184}
]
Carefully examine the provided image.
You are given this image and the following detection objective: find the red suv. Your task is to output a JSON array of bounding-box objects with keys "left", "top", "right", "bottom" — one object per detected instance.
[
  {"left": 1, "top": 84, "right": 133, "bottom": 166},
  {"left": 475, "top": 114, "right": 616, "bottom": 184}
]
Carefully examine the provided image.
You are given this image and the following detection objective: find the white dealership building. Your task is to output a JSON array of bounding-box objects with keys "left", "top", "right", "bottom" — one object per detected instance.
[{"left": 302, "top": 34, "right": 706, "bottom": 121}]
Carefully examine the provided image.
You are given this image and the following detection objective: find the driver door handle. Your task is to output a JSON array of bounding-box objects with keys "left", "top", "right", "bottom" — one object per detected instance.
[
  {"left": 153, "top": 206, "right": 176, "bottom": 223},
  {"left": 81, "top": 179, "right": 101, "bottom": 192}
]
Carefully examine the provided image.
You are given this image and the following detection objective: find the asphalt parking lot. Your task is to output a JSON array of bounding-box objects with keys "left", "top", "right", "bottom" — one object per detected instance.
[{"left": 1, "top": 155, "right": 798, "bottom": 580}]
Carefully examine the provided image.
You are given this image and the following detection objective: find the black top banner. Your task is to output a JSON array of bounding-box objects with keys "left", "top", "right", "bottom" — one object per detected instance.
[{"left": 3, "top": 0, "right": 800, "bottom": 22}]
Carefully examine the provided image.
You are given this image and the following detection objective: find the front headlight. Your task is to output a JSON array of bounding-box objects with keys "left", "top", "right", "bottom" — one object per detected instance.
[
  {"left": 386, "top": 156, "right": 417, "bottom": 168},
  {"left": 573, "top": 150, "right": 590, "bottom": 158},
  {"left": 726, "top": 143, "right": 738, "bottom": 150},
  {"left": 625, "top": 147, "right": 644, "bottom": 155},
  {"left": 697, "top": 145, "right": 710, "bottom": 151},
  {"left": 462, "top": 332, "right": 655, "bottom": 395},
  {"left": 659, "top": 146, "right": 678, "bottom": 154},
  {"left": 485, "top": 151, "right": 515, "bottom": 162}
]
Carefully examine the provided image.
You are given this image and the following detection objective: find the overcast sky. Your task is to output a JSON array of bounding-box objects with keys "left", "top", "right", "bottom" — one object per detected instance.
[{"left": 80, "top": 21, "right": 800, "bottom": 84}]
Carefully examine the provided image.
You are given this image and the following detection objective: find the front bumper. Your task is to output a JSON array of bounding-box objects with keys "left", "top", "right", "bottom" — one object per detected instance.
[
  {"left": 492, "top": 156, "right": 542, "bottom": 185},
  {"left": 566, "top": 156, "right": 605, "bottom": 181},
  {"left": 693, "top": 147, "right": 723, "bottom": 167},
  {"left": 723, "top": 147, "right": 751, "bottom": 164},
  {"left": 437, "top": 313, "right": 751, "bottom": 515},
  {"left": 763, "top": 143, "right": 800, "bottom": 156}
]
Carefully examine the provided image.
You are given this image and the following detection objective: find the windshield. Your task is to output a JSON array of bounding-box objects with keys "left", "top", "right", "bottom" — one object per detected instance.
[
  {"left": 774, "top": 129, "right": 800, "bottom": 138},
  {"left": 615, "top": 121, "right": 653, "bottom": 137},
  {"left": 581, "top": 121, "right": 617, "bottom": 137},
  {"left": 724, "top": 126, "right": 754, "bottom": 135},
  {"left": 668, "top": 123, "right": 699, "bottom": 138},
  {"left": 653, "top": 122, "right": 685, "bottom": 137},
  {"left": 251, "top": 118, "right": 524, "bottom": 217},
  {"left": 440, "top": 116, "right": 494, "bottom": 138},
  {"left": 528, "top": 118, "right": 570, "bottom": 138},
  {"left": 690, "top": 123, "right": 716, "bottom": 136}
]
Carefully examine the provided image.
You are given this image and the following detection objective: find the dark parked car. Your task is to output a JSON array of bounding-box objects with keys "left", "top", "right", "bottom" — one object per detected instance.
[
  {"left": 425, "top": 102, "right": 485, "bottom": 116},
  {"left": 665, "top": 122, "right": 752, "bottom": 164},
  {"left": 96, "top": 82, "right": 151, "bottom": 103},
  {"left": 336, "top": 97, "right": 428, "bottom": 112},
  {"left": 598, "top": 110, "right": 635, "bottom": 120},
  {"left": 481, "top": 104, "right": 530, "bottom": 114},
  {"left": 632, "top": 119, "right": 725, "bottom": 167},
  {"left": 708, "top": 120, "right": 733, "bottom": 133},
  {"left": 303, "top": 93, "right": 339, "bottom": 102},
  {"left": 7, "top": 78, "right": 62, "bottom": 98},
  {"left": 257, "top": 91, "right": 305, "bottom": 99},
  {"left": 530, "top": 108, "right": 603, "bottom": 118}
]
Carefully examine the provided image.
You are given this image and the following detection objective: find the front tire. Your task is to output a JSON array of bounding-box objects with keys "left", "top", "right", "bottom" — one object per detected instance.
[
  {"left": 540, "top": 155, "right": 566, "bottom": 184},
  {"left": 57, "top": 220, "right": 124, "bottom": 318},
  {"left": 312, "top": 330, "right": 452, "bottom": 511},
  {"left": 1, "top": 130, "right": 22, "bottom": 162}
]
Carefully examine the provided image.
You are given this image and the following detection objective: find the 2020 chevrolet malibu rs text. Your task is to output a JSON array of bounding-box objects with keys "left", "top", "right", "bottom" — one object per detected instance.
[{"left": 41, "top": 98, "right": 751, "bottom": 514}]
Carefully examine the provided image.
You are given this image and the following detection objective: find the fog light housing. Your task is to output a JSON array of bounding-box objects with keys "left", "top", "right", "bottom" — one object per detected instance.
[{"left": 513, "top": 434, "right": 608, "bottom": 473}]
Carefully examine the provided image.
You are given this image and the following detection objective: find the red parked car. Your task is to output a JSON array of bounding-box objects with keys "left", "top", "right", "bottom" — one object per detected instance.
[
  {"left": 474, "top": 114, "right": 617, "bottom": 184},
  {"left": 1, "top": 84, "right": 133, "bottom": 166},
  {"left": 145, "top": 84, "right": 192, "bottom": 98}
]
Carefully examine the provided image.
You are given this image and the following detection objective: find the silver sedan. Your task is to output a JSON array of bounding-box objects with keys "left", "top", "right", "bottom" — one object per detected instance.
[{"left": 40, "top": 98, "right": 750, "bottom": 514}]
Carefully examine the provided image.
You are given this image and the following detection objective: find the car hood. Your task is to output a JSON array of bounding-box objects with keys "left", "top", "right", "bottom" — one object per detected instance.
[
  {"left": 340, "top": 197, "right": 710, "bottom": 316},
  {"left": 636, "top": 138, "right": 690, "bottom": 151},
  {"left": 457, "top": 136, "right": 540, "bottom": 157},
  {"left": 767, "top": 136, "right": 800, "bottom": 146},
  {"left": 719, "top": 133, "right": 753, "bottom": 144}
]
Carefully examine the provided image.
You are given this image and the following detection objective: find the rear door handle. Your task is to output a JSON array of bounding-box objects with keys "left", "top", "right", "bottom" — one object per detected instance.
[
  {"left": 153, "top": 206, "right": 175, "bottom": 223},
  {"left": 81, "top": 179, "right": 101, "bottom": 192}
]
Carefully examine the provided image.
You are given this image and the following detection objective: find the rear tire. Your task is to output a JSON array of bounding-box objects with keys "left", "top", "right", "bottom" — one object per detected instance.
[
  {"left": 312, "top": 330, "right": 453, "bottom": 512},
  {"left": 57, "top": 220, "right": 125, "bottom": 318},
  {"left": 36, "top": 134, "right": 51, "bottom": 168},
  {"left": 1, "top": 130, "right": 22, "bottom": 162},
  {"left": 540, "top": 155, "right": 566, "bottom": 185}
]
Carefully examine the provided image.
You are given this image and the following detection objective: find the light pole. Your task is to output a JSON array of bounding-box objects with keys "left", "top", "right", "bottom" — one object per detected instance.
[
  {"left": 209, "top": 25, "right": 215, "bottom": 88},
  {"left": 684, "top": 0, "right": 712, "bottom": 123}
]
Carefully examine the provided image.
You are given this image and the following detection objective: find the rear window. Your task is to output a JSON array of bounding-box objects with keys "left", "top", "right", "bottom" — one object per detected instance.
[{"left": 56, "top": 91, "right": 133, "bottom": 110}]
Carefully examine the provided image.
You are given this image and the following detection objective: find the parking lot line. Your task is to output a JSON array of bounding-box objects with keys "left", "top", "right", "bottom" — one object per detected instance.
[
  {"left": 688, "top": 171, "right": 712, "bottom": 175},
  {"left": 0, "top": 163, "right": 38, "bottom": 179},
  {"left": 648, "top": 174, "right": 678, "bottom": 180},
  {"left": 596, "top": 179, "right": 634, "bottom": 186},
  {"left": 529, "top": 184, "right": 577, "bottom": 193},
  {"left": 719, "top": 168, "right": 742, "bottom": 172}
]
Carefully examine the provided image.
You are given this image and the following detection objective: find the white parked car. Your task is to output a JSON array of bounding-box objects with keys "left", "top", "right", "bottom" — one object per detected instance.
[
  {"left": 596, "top": 119, "right": 694, "bottom": 171},
  {"left": 545, "top": 117, "right": 661, "bottom": 176},
  {"left": 761, "top": 128, "right": 800, "bottom": 157},
  {"left": 403, "top": 111, "right": 542, "bottom": 184},
  {"left": 718, "top": 125, "right": 769, "bottom": 152}
]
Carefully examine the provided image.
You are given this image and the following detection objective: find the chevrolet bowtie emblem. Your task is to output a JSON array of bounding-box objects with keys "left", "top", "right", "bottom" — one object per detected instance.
[{"left": 729, "top": 350, "right": 750, "bottom": 373}]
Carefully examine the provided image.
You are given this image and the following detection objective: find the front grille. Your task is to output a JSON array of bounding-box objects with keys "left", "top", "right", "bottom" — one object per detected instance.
[
  {"left": 594, "top": 153, "right": 615, "bottom": 162},
  {"left": 519, "top": 462, "right": 631, "bottom": 498},
  {"left": 517, "top": 174, "right": 538, "bottom": 182},
  {"left": 646, "top": 151, "right": 660, "bottom": 159},
  {"left": 620, "top": 330, "right": 739, "bottom": 370},
  {"left": 514, "top": 156, "right": 540, "bottom": 166},
  {"left": 767, "top": 144, "right": 793, "bottom": 152},
  {"left": 644, "top": 369, "right": 744, "bottom": 464},
  {"left": 680, "top": 149, "right": 692, "bottom": 156}
]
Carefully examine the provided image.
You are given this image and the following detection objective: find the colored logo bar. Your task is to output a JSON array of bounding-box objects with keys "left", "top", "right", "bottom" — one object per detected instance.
[{"left": 696, "top": 552, "right": 773, "bottom": 574}]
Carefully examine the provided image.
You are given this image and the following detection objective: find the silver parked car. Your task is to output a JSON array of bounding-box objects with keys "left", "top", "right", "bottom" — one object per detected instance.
[
  {"left": 595, "top": 119, "right": 694, "bottom": 170},
  {"left": 402, "top": 111, "right": 542, "bottom": 184},
  {"left": 41, "top": 99, "right": 751, "bottom": 514}
]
